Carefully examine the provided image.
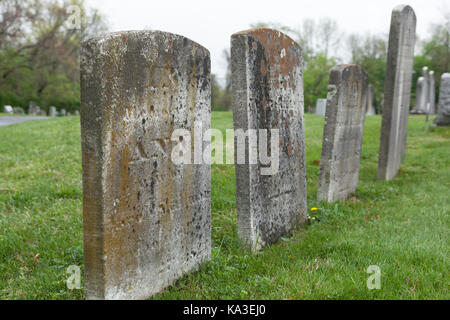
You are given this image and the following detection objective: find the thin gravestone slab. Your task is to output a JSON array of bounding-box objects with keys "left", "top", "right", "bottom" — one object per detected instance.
[
  {"left": 231, "top": 28, "right": 307, "bottom": 250},
  {"left": 378, "top": 5, "right": 416, "bottom": 180},
  {"left": 80, "top": 30, "right": 211, "bottom": 299}
]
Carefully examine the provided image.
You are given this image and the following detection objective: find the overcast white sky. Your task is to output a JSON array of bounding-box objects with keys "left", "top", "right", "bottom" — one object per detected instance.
[{"left": 88, "top": 0, "right": 448, "bottom": 84}]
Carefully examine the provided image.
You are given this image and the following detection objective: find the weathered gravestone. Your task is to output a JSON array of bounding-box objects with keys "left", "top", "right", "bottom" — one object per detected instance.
[
  {"left": 60, "top": 109, "right": 66, "bottom": 116},
  {"left": 74, "top": 110, "right": 80, "bottom": 116},
  {"left": 378, "top": 5, "right": 416, "bottom": 181},
  {"left": 429, "top": 70, "right": 435, "bottom": 114},
  {"left": 315, "top": 98, "right": 327, "bottom": 116},
  {"left": 317, "top": 65, "right": 369, "bottom": 202},
  {"left": 231, "top": 28, "right": 307, "bottom": 249},
  {"left": 3, "top": 105, "right": 13, "bottom": 114},
  {"left": 434, "top": 73, "right": 450, "bottom": 126},
  {"left": 28, "top": 101, "right": 38, "bottom": 115},
  {"left": 365, "top": 84, "right": 375, "bottom": 115},
  {"left": 80, "top": 30, "right": 211, "bottom": 299},
  {"left": 49, "top": 106, "right": 57, "bottom": 117}
]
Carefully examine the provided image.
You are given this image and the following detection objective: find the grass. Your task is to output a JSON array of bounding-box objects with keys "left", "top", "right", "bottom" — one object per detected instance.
[{"left": 0, "top": 113, "right": 448, "bottom": 299}]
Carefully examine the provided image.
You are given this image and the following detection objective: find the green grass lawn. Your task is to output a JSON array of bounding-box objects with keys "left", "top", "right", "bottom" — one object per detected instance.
[{"left": 0, "top": 113, "right": 448, "bottom": 299}]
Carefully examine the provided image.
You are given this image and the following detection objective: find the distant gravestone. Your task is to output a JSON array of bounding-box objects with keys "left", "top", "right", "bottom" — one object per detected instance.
[
  {"left": 231, "top": 28, "right": 307, "bottom": 249},
  {"left": 378, "top": 5, "right": 416, "bottom": 181},
  {"left": 3, "top": 105, "right": 13, "bottom": 114},
  {"left": 28, "top": 101, "right": 38, "bottom": 115},
  {"left": 413, "top": 77, "right": 424, "bottom": 112},
  {"left": 365, "top": 84, "right": 375, "bottom": 115},
  {"left": 412, "top": 67, "right": 431, "bottom": 114},
  {"left": 317, "top": 65, "right": 369, "bottom": 202},
  {"left": 60, "top": 109, "right": 66, "bottom": 116},
  {"left": 39, "top": 110, "right": 47, "bottom": 116},
  {"left": 74, "top": 110, "right": 80, "bottom": 116},
  {"left": 429, "top": 71, "right": 435, "bottom": 114},
  {"left": 434, "top": 73, "right": 450, "bottom": 126},
  {"left": 49, "top": 106, "right": 57, "bottom": 117},
  {"left": 66, "top": 112, "right": 71, "bottom": 116},
  {"left": 315, "top": 98, "right": 327, "bottom": 116},
  {"left": 80, "top": 30, "right": 211, "bottom": 299}
]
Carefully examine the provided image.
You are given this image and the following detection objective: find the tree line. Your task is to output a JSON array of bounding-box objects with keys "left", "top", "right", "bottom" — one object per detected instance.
[
  {"left": 0, "top": 0, "right": 107, "bottom": 113},
  {"left": 213, "top": 14, "right": 450, "bottom": 113},
  {"left": 1, "top": 2, "right": 448, "bottom": 114}
]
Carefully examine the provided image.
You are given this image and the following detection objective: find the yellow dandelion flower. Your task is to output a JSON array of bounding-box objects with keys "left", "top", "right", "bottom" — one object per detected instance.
[{"left": 311, "top": 207, "right": 318, "bottom": 211}]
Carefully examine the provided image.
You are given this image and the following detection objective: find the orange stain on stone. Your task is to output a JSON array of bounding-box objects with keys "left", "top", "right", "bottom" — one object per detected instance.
[{"left": 234, "top": 28, "right": 300, "bottom": 90}]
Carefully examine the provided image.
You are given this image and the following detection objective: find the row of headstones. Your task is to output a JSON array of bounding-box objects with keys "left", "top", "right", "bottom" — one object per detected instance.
[
  {"left": 79, "top": 5, "right": 418, "bottom": 299},
  {"left": 317, "top": 70, "right": 450, "bottom": 118},
  {"left": 412, "top": 66, "right": 436, "bottom": 114},
  {"left": 28, "top": 101, "right": 80, "bottom": 116},
  {"left": 2, "top": 102, "right": 79, "bottom": 116}
]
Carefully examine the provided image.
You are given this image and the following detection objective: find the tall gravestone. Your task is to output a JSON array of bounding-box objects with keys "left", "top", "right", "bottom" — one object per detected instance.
[
  {"left": 365, "top": 84, "right": 375, "bottom": 115},
  {"left": 421, "top": 67, "right": 429, "bottom": 112},
  {"left": 80, "top": 30, "right": 211, "bottom": 299},
  {"left": 231, "top": 28, "right": 307, "bottom": 250},
  {"left": 317, "top": 65, "right": 369, "bottom": 202},
  {"left": 412, "top": 67, "right": 431, "bottom": 114},
  {"left": 429, "top": 70, "right": 435, "bottom": 114},
  {"left": 315, "top": 98, "right": 327, "bottom": 116},
  {"left": 378, "top": 5, "right": 416, "bottom": 181},
  {"left": 414, "top": 77, "right": 424, "bottom": 112},
  {"left": 434, "top": 73, "right": 450, "bottom": 126}
]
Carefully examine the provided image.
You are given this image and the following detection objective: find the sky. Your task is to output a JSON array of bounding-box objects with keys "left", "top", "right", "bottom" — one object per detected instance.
[{"left": 87, "top": 0, "right": 449, "bottom": 85}]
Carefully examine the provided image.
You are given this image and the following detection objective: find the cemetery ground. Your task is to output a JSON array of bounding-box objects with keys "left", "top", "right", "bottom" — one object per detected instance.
[{"left": 0, "top": 112, "right": 448, "bottom": 300}]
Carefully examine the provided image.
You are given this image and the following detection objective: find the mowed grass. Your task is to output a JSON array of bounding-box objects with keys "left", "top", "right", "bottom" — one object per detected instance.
[{"left": 0, "top": 113, "right": 448, "bottom": 299}]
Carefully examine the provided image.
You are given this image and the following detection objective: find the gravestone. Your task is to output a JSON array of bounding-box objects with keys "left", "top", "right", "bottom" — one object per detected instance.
[
  {"left": 39, "top": 110, "right": 47, "bottom": 116},
  {"left": 49, "top": 106, "right": 57, "bottom": 117},
  {"left": 315, "top": 98, "right": 327, "bottom": 116},
  {"left": 74, "top": 110, "right": 80, "bottom": 116},
  {"left": 80, "top": 30, "right": 211, "bottom": 299},
  {"left": 429, "top": 71, "right": 435, "bottom": 114},
  {"left": 434, "top": 73, "right": 450, "bottom": 126},
  {"left": 28, "top": 101, "right": 38, "bottom": 115},
  {"left": 378, "top": 5, "right": 416, "bottom": 181},
  {"left": 365, "top": 84, "right": 375, "bottom": 115},
  {"left": 60, "top": 109, "right": 66, "bottom": 116},
  {"left": 231, "top": 28, "right": 307, "bottom": 249},
  {"left": 3, "top": 105, "right": 13, "bottom": 114},
  {"left": 412, "top": 67, "right": 430, "bottom": 114},
  {"left": 317, "top": 65, "right": 369, "bottom": 202},
  {"left": 66, "top": 112, "right": 71, "bottom": 116},
  {"left": 413, "top": 77, "right": 424, "bottom": 112}
]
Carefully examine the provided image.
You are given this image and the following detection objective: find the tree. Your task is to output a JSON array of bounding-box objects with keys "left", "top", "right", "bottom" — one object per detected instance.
[
  {"left": 0, "top": 0, "right": 108, "bottom": 111},
  {"left": 303, "top": 54, "right": 337, "bottom": 110},
  {"left": 347, "top": 33, "right": 387, "bottom": 113}
]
